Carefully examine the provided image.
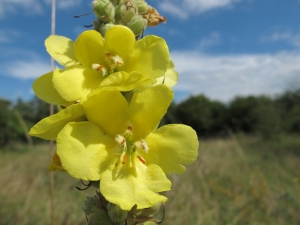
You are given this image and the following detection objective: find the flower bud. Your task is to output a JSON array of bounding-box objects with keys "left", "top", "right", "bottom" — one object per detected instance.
[
  {"left": 121, "top": 6, "right": 137, "bottom": 25},
  {"left": 135, "top": 0, "right": 148, "bottom": 14},
  {"left": 107, "top": 202, "right": 128, "bottom": 223},
  {"left": 93, "top": 19, "right": 103, "bottom": 32},
  {"left": 100, "top": 23, "right": 115, "bottom": 36},
  {"left": 143, "top": 222, "right": 157, "bottom": 225},
  {"left": 82, "top": 196, "right": 95, "bottom": 216},
  {"left": 127, "top": 15, "right": 147, "bottom": 37},
  {"left": 92, "top": 0, "right": 115, "bottom": 23},
  {"left": 109, "top": 0, "right": 121, "bottom": 6},
  {"left": 115, "top": 4, "right": 126, "bottom": 23}
]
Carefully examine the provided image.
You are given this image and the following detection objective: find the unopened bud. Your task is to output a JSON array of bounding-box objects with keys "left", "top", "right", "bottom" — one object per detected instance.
[
  {"left": 100, "top": 23, "right": 115, "bottom": 36},
  {"left": 82, "top": 197, "right": 95, "bottom": 216},
  {"left": 92, "top": 0, "right": 115, "bottom": 23},
  {"left": 107, "top": 203, "right": 128, "bottom": 223},
  {"left": 93, "top": 19, "right": 103, "bottom": 32},
  {"left": 143, "top": 222, "right": 157, "bottom": 225},
  {"left": 109, "top": 0, "right": 121, "bottom": 6},
  {"left": 122, "top": 6, "right": 137, "bottom": 25},
  {"left": 127, "top": 15, "right": 147, "bottom": 37},
  {"left": 115, "top": 4, "right": 126, "bottom": 23},
  {"left": 135, "top": 0, "right": 148, "bottom": 14}
]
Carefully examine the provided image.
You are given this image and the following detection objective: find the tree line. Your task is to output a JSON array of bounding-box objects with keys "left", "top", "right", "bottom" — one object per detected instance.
[{"left": 1, "top": 89, "right": 300, "bottom": 148}]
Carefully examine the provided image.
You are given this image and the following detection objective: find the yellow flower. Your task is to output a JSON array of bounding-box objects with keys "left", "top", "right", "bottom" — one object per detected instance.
[
  {"left": 56, "top": 85, "right": 199, "bottom": 210},
  {"left": 33, "top": 25, "right": 170, "bottom": 106}
]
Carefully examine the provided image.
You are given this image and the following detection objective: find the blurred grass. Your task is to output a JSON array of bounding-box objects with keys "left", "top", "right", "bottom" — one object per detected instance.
[{"left": 0, "top": 136, "right": 300, "bottom": 225}]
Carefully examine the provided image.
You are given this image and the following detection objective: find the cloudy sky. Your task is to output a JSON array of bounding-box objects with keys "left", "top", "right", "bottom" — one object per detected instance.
[{"left": 1, "top": 0, "right": 300, "bottom": 102}]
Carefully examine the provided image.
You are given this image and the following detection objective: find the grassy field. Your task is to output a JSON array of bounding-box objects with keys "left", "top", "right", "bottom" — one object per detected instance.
[{"left": 0, "top": 135, "right": 299, "bottom": 225}]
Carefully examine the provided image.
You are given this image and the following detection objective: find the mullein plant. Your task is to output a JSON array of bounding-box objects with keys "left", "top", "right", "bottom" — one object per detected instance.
[{"left": 29, "top": 0, "right": 199, "bottom": 224}]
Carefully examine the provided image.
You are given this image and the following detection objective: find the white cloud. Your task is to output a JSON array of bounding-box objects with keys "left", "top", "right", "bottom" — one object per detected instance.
[
  {"left": 0, "top": 0, "right": 85, "bottom": 18},
  {"left": 0, "top": 0, "right": 43, "bottom": 18},
  {"left": 158, "top": 0, "right": 241, "bottom": 19},
  {"left": 44, "top": 0, "right": 84, "bottom": 10},
  {"left": 261, "top": 31, "right": 300, "bottom": 48},
  {"left": 0, "top": 29, "right": 20, "bottom": 43},
  {"left": 197, "top": 32, "right": 221, "bottom": 49},
  {"left": 3, "top": 60, "right": 50, "bottom": 79},
  {"left": 171, "top": 51, "right": 300, "bottom": 102}
]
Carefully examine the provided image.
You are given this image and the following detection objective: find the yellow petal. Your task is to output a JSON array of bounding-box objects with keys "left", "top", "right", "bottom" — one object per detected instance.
[
  {"left": 45, "top": 35, "right": 78, "bottom": 67},
  {"left": 123, "top": 35, "right": 170, "bottom": 78},
  {"left": 142, "top": 124, "right": 199, "bottom": 174},
  {"left": 129, "top": 85, "right": 174, "bottom": 141},
  {"left": 57, "top": 121, "right": 118, "bottom": 181},
  {"left": 101, "top": 162, "right": 171, "bottom": 210},
  {"left": 83, "top": 90, "right": 128, "bottom": 137},
  {"left": 156, "top": 60, "right": 178, "bottom": 87},
  {"left": 104, "top": 25, "right": 135, "bottom": 61},
  {"left": 32, "top": 70, "right": 69, "bottom": 105},
  {"left": 29, "top": 104, "right": 85, "bottom": 140},
  {"left": 99, "top": 71, "right": 156, "bottom": 91},
  {"left": 52, "top": 65, "right": 104, "bottom": 102},
  {"left": 74, "top": 30, "right": 105, "bottom": 67}
]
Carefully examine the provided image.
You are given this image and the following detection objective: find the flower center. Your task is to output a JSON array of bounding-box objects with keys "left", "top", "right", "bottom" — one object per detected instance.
[
  {"left": 115, "top": 123, "right": 148, "bottom": 166},
  {"left": 92, "top": 52, "right": 124, "bottom": 77}
]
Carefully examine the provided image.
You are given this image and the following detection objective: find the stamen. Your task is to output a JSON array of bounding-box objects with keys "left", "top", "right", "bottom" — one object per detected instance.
[
  {"left": 124, "top": 124, "right": 133, "bottom": 136},
  {"left": 134, "top": 140, "right": 149, "bottom": 153},
  {"left": 140, "top": 140, "right": 149, "bottom": 153},
  {"left": 137, "top": 155, "right": 146, "bottom": 164},
  {"left": 92, "top": 63, "right": 102, "bottom": 71},
  {"left": 115, "top": 135, "right": 126, "bottom": 149},
  {"left": 122, "top": 154, "right": 127, "bottom": 164},
  {"left": 112, "top": 55, "right": 124, "bottom": 67},
  {"left": 92, "top": 63, "right": 107, "bottom": 76}
]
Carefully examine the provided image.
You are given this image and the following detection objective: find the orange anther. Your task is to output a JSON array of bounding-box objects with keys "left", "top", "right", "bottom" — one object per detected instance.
[
  {"left": 137, "top": 155, "right": 146, "bottom": 164},
  {"left": 96, "top": 65, "right": 103, "bottom": 71},
  {"left": 122, "top": 154, "right": 127, "bottom": 164}
]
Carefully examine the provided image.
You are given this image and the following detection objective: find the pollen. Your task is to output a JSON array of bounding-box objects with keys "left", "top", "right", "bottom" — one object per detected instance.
[
  {"left": 134, "top": 139, "right": 149, "bottom": 153},
  {"left": 92, "top": 63, "right": 107, "bottom": 76},
  {"left": 124, "top": 122, "right": 133, "bottom": 136},
  {"left": 112, "top": 55, "right": 124, "bottom": 67},
  {"left": 92, "top": 63, "right": 102, "bottom": 71},
  {"left": 115, "top": 135, "right": 126, "bottom": 148}
]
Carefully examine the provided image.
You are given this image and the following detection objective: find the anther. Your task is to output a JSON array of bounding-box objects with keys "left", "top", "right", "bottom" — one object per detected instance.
[
  {"left": 112, "top": 55, "right": 124, "bottom": 67},
  {"left": 137, "top": 155, "right": 146, "bottom": 164},
  {"left": 115, "top": 135, "right": 126, "bottom": 149},
  {"left": 122, "top": 154, "right": 127, "bottom": 164}
]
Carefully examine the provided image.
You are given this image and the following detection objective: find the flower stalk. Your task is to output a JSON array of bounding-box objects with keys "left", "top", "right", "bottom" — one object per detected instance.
[{"left": 29, "top": 0, "right": 198, "bottom": 224}]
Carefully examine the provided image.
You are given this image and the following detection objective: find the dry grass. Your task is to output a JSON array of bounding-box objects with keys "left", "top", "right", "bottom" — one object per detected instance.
[{"left": 1, "top": 137, "right": 300, "bottom": 225}]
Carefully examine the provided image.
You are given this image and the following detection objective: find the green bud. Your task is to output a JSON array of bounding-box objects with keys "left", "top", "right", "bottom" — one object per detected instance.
[
  {"left": 109, "top": 0, "right": 121, "bottom": 6},
  {"left": 82, "top": 197, "right": 95, "bottom": 216},
  {"left": 100, "top": 23, "right": 115, "bottom": 36},
  {"left": 135, "top": 0, "right": 148, "bottom": 14},
  {"left": 115, "top": 4, "right": 126, "bottom": 23},
  {"left": 142, "top": 222, "right": 157, "bottom": 225},
  {"left": 88, "top": 208, "right": 115, "bottom": 225},
  {"left": 107, "top": 203, "right": 128, "bottom": 223},
  {"left": 122, "top": 6, "right": 137, "bottom": 25},
  {"left": 92, "top": 0, "right": 115, "bottom": 23},
  {"left": 93, "top": 19, "right": 103, "bottom": 32},
  {"left": 130, "top": 202, "right": 162, "bottom": 218},
  {"left": 127, "top": 15, "right": 147, "bottom": 37}
]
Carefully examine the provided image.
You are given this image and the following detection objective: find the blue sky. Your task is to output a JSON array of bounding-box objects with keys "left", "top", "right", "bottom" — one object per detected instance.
[{"left": 1, "top": 0, "right": 300, "bottom": 103}]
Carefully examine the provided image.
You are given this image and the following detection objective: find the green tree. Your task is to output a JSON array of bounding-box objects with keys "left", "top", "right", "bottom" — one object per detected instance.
[{"left": 175, "top": 95, "right": 228, "bottom": 137}]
